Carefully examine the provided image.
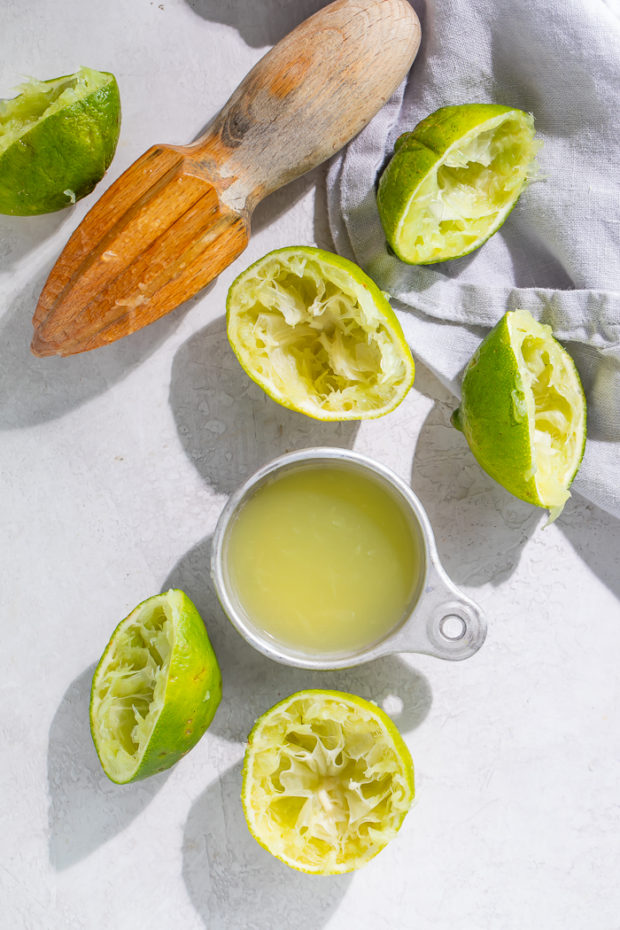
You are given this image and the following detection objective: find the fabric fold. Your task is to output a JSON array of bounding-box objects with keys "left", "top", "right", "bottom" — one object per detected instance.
[{"left": 326, "top": 0, "right": 620, "bottom": 517}]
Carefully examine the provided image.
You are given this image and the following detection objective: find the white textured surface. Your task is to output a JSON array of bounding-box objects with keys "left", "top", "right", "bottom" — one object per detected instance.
[{"left": 1, "top": 2, "right": 620, "bottom": 928}]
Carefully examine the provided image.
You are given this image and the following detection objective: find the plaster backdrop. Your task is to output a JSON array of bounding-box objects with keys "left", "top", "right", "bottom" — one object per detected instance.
[{"left": 1, "top": 2, "right": 619, "bottom": 929}]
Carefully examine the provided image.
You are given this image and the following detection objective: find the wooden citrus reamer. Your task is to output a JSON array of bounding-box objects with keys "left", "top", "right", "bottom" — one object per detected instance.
[{"left": 31, "top": 0, "right": 420, "bottom": 357}]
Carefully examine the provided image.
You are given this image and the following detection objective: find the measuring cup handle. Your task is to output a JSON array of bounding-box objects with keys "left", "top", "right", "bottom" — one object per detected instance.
[{"left": 389, "top": 562, "right": 487, "bottom": 661}]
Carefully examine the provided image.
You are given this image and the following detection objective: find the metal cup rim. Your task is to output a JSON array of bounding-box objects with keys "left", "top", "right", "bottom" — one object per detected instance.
[{"left": 210, "top": 446, "right": 441, "bottom": 670}]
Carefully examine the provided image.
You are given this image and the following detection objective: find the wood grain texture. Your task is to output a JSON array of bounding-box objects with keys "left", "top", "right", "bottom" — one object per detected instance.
[
  {"left": 198, "top": 0, "right": 421, "bottom": 211},
  {"left": 32, "top": 147, "right": 249, "bottom": 356},
  {"left": 32, "top": 0, "right": 420, "bottom": 357}
]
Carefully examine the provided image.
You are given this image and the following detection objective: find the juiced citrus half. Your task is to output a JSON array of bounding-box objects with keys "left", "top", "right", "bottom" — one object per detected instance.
[
  {"left": 90, "top": 589, "right": 221, "bottom": 784},
  {"left": 226, "top": 246, "right": 415, "bottom": 420},
  {"left": 377, "top": 104, "right": 539, "bottom": 264},
  {"left": 452, "top": 309, "right": 586, "bottom": 519},
  {"left": 241, "top": 690, "right": 415, "bottom": 874},
  {"left": 0, "top": 66, "right": 120, "bottom": 215}
]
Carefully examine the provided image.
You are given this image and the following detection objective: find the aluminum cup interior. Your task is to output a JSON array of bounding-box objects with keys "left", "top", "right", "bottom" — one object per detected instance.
[{"left": 211, "top": 447, "right": 431, "bottom": 669}]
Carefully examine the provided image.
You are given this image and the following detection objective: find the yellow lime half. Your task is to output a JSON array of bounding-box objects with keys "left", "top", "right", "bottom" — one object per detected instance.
[
  {"left": 90, "top": 589, "right": 221, "bottom": 784},
  {"left": 0, "top": 66, "right": 120, "bottom": 215},
  {"left": 241, "top": 690, "right": 415, "bottom": 874},
  {"left": 452, "top": 309, "right": 586, "bottom": 519},
  {"left": 377, "top": 104, "right": 539, "bottom": 264},
  {"left": 226, "top": 246, "right": 415, "bottom": 420}
]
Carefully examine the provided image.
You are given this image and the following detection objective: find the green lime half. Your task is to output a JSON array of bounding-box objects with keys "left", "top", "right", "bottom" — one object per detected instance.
[
  {"left": 452, "top": 309, "right": 586, "bottom": 519},
  {"left": 90, "top": 589, "right": 221, "bottom": 784},
  {"left": 0, "top": 66, "right": 121, "bottom": 215},
  {"left": 377, "top": 104, "right": 539, "bottom": 264},
  {"left": 226, "top": 246, "right": 415, "bottom": 420},
  {"left": 241, "top": 689, "right": 415, "bottom": 874}
]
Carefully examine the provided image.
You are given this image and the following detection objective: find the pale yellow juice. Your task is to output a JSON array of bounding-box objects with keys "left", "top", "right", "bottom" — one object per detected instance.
[{"left": 225, "top": 465, "right": 421, "bottom": 653}]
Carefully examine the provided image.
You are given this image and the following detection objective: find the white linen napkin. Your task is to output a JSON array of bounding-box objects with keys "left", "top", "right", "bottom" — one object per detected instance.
[{"left": 327, "top": 0, "right": 620, "bottom": 517}]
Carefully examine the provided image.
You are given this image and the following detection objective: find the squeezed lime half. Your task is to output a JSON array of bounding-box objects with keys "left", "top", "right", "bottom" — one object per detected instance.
[
  {"left": 377, "top": 104, "right": 539, "bottom": 264},
  {"left": 242, "top": 689, "right": 415, "bottom": 874},
  {"left": 0, "top": 66, "right": 120, "bottom": 215},
  {"left": 226, "top": 246, "right": 415, "bottom": 420},
  {"left": 90, "top": 589, "right": 221, "bottom": 784},
  {"left": 452, "top": 309, "right": 586, "bottom": 519}
]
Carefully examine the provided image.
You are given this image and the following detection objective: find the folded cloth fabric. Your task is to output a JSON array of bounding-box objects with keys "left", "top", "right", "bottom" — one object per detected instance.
[{"left": 327, "top": 0, "right": 620, "bottom": 518}]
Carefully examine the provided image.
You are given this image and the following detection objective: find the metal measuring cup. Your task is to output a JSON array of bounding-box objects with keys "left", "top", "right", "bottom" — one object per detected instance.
[{"left": 211, "top": 448, "right": 486, "bottom": 669}]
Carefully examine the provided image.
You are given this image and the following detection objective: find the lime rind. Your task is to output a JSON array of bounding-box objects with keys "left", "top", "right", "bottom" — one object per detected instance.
[
  {"left": 90, "top": 595, "right": 174, "bottom": 783},
  {"left": 227, "top": 246, "right": 415, "bottom": 421},
  {"left": 242, "top": 690, "right": 414, "bottom": 874},
  {"left": 453, "top": 309, "right": 586, "bottom": 518},
  {"left": 90, "top": 589, "right": 221, "bottom": 784},
  {"left": 508, "top": 310, "right": 586, "bottom": 515},
  {"left": 0, "top": 68, "right": 108, "bottom": 155},
  {"left": 0, "top": 66, "right": 120, "bottom": 215},
  {"left": 377, "top": 104, "right": 539, "bottom": 264}
]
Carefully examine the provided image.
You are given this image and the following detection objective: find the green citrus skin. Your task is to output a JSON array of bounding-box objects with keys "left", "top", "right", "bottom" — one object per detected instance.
[
  {"left": 452, "top": 323, "right": 540, "bottom": 505},
  {"left": 377, "top": 104, "right": 538, "bottom": 264},
  {"left": 451, "top": 310, "right": 586, "bottom": 515},
  {"left": 0, "top": 67, "right": 121, "bottom": 215},
  {"left": 90, "top": 590, "right": 222, "bottom": 784}
]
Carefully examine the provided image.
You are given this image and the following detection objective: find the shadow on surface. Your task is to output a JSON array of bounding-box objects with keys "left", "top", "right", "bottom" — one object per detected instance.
[
  {"left": 183, "top": 760, "right": 351, "bottom": 930},
  {"left": 250, "top": 165, "right": 327, "bottom": 244},
  {"left": 184, "top": 0, "right": 329, "bottom": 47},
  {"left": 412, "top": 361, "right": 620, "bottom": 596},
  {"left": 559, "top": 497, "right": 620, "bottom": 601},
  {"left": 0, "top": 210, "right": 75, "bottom": 271},
  {"left": 565, "top": 342, "right": 620, "bottom": 443},
  {"left": 489, "top": 9, "right": 601, "bottom": 140},
  {"left": 410, "top": 364, "right": 540, "bottom": 587},
  {"left": 0, "top": 271, "right": 204, "bottom": 430},
  {"left": 163, "top": 535, "right": 433, "bottom": 744},
  {"left": 169, "top": 314, "right": 359, "bottom": 497},
  {"left": 500, "top": 218, "right": 575, "bottom": 291},
  {"left": 47, "top": 664, "right": 170, "bottom": 870}
]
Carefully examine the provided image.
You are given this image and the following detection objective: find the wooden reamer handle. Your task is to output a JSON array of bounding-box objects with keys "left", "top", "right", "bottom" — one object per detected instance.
[{"left": 188, "top": 0, "right": 421, "bottom": 212}]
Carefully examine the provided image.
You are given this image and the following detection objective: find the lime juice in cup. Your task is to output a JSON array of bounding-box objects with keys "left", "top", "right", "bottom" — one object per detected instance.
[
  {"left": 225, "top": 462, "right": 422, "bottom": 654},
  {"left": 212, "top": 449, "right": 486, "bottom": 669}
]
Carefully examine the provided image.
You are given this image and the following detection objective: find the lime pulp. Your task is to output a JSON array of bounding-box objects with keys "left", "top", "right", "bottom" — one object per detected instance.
[
  {"left": 377, "top": 104, "right": 539, "bottom": 264},
  {"left": 226, "top": 246, "right": 415, "bottom": 421},
  {"left": 242, "top": 689, "right": 414, "bottom": 874},
  {"left": 452, "top": 309, "right": 586, "bottom": 518},
  {"left": 90, "top": 589, "right": 221, "bottom": 784}
]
